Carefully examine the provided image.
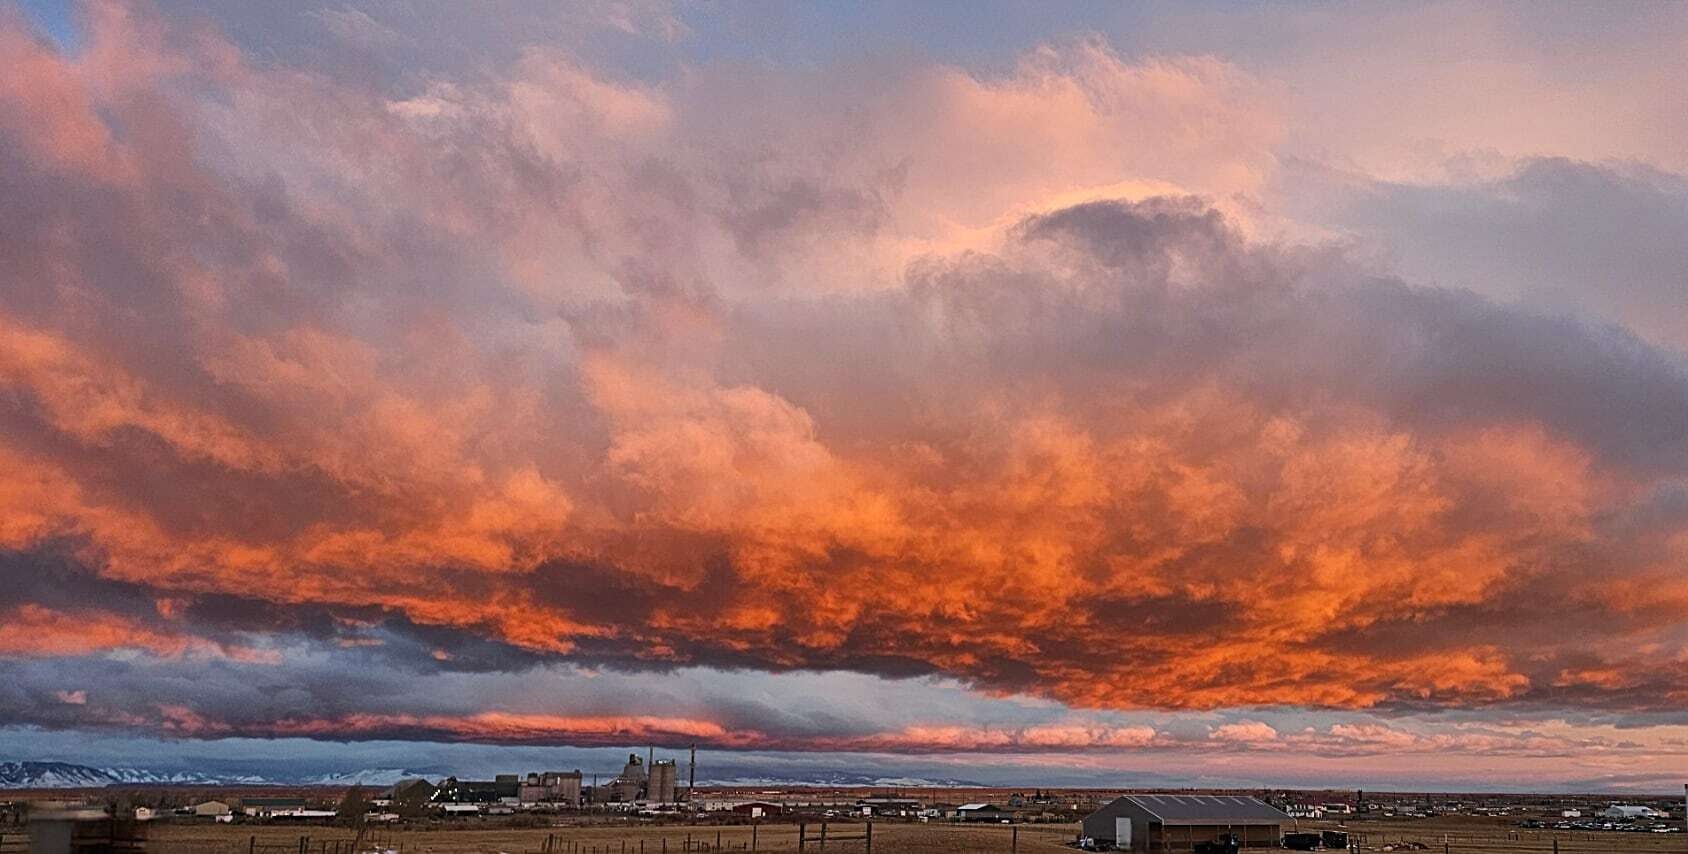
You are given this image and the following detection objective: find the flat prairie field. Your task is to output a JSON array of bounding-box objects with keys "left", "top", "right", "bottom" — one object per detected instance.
[
  {"left": 137, "top": 816, "right": 1684, "bottom": 854},
  {"left": 1306, "top": 815, "right": 1685, "bottom": 853},
  {"left": 142, "top": 820, "right": 1082, "bottom": 854}
]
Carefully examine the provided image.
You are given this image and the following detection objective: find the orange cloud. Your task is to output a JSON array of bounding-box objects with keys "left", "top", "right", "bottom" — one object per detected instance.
[
  {"left": 0, "top": 3, "right": 1684, "bottom": 748},
  {"left": 0, "top": 604, "right": 271, "bottom": 662}
]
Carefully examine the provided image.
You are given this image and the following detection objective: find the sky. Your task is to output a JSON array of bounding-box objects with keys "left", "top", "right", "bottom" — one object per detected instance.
[{"left": 2, "top": 0, "right": 1688, "bottom": 794}]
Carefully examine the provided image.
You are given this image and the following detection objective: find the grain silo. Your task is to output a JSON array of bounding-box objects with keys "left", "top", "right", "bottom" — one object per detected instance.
[{"left": 648, "top": 759, "right": 679, "bottom": 803}]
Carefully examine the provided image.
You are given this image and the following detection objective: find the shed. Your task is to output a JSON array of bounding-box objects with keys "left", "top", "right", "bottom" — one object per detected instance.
[
  {"left": 1082, "top": 794, "right": 1288, "bottom": 851},
  {"left": 954, "top": 803, "right": 1013, "bottom": 822},
  {"left": 192, "top": 801, "right": 232, "bottom": 818}
]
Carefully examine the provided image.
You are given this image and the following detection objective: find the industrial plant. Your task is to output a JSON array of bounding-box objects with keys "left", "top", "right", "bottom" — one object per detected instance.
[{"left": 417, "top": 745, "right": 700, "bottom": 814}]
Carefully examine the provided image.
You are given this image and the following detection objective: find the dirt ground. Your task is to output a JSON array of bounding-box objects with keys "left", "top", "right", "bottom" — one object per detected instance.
[
  {"left": 1309, "top": 815, "right": 1685, "bottom": 854},
  {"left": 139, "top": 815, "right": 1688, "bottom": 854},
  {"left": 144, "top": 820, "right": 1083, "bottom": 854}
]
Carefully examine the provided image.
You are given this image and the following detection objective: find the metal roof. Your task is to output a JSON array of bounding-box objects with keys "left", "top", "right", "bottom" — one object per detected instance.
[{"left": 1126, "top": 794, "right": 1290, "bottom": 824}]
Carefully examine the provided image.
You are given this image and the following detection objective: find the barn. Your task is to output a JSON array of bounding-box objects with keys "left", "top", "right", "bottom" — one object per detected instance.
[
  {"left": 1081, "top": 794, "right": 1289, "bottom": 851},
  {"left": 953, "top": 803, "right": 1013, "bottom": 822},
  {"left": 730, "top": 801, "right": 784, "bottom": 817}
]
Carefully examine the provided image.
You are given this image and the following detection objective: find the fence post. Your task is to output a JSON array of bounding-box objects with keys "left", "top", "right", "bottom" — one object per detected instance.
[
  {"left": 819, "top": 823, "right": 826, "bottom": 851},
  {"left": 798, "top": 824, "right": 805, "bottom": 851},
  {"left": 1011, "top": 825, "right": 1017, "bottom": 854},
  {"left": 250, "top": 835, "right": 256, "bottom": 854},
  {"left": 716, "top": 830, "right": 721, "bottom": 851},
  {"left": 751, "top": 823, "right": 757, "bottom": 852},
  {"left": 865, "top": 820, "right": 872, "bottom": 854}
]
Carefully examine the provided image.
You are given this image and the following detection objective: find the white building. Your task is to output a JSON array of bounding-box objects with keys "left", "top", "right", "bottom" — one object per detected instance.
[{"left": 1600, "top": 805, "right": 1657, "bottom": 820}]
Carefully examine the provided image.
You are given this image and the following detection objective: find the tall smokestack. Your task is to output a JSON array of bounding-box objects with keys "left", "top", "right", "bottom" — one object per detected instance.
[{"left": 689, "top": 743, "right": 697, "bottom": 800}]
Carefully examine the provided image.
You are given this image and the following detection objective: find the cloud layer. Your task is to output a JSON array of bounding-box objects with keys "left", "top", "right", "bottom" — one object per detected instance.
[{"left": 3, "top": 2, "right": 1688, "bottom": 784}]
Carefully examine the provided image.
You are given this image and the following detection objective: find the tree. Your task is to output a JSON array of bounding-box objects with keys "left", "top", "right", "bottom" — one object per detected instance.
[
  {"left": 338, "top": 786, "right": 370, "bottom": 852},
  {"left": 338, "top": 786, "right": 369, "bottom": 825}
]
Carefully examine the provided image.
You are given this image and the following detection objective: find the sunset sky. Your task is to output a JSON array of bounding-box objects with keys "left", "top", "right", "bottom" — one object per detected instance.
[{"left": 4, "top": 0, "right": 1688, "bottom": 793}]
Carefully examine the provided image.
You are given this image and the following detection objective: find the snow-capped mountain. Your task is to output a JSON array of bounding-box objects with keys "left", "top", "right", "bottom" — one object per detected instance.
[
  {"left": 0, "top": 761, "right": 247, "bottom": 788},
  {"left": 0, "top": 761, "right": 427, "bottom": 789},
  {"left": 1, "top": 760, "right": 974, "bottom": 791},
  {"left": 696, "top": 772, "right": 983, "bottom": 788},
  {"left": 302, "top": 769, "right": 438, "bottom": 787}
]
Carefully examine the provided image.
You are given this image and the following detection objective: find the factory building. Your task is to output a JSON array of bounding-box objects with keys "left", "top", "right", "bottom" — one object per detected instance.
[
  {"left": 433, "top": 778, "right": 505, "bottom": 804},
  {"left": 648, "top": 760, "right": 678, "bottom": 803},
  {"left": 494, "top": 775, "right": 521, "bottom": 798},
  {"left": 605, "top": 754, "right": 647, "bottom": 803},
  {"left": 520, "top": 770, "right": 583, "bottom": 806},
  {"left": 1082, "top": 794, "right": 1289, "bottom": 851}
]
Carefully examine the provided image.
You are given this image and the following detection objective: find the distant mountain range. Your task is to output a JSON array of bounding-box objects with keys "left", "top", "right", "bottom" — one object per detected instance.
[
  {"left": 0, "top": 761, "right": 429, "bottom": 789},
  {"left": 0, "top": 760, "right": 983, "bottom": 790},
  {"left": 698, "top": 772, "right": 984, "bottom": 788}
]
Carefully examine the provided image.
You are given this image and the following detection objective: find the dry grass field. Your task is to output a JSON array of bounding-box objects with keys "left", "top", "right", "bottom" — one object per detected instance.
[
  {"left": 1303, "top": 816, "right": 1685, "bottom": 854},
  {"left": 144, "top": 820, "right": 1079, "bottom": 854},
  {"left": 136, "top": 816, "right": 1686, "bottom": 854}
]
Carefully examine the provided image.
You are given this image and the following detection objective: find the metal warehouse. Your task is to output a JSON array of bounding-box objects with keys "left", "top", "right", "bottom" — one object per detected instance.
[{"left": 1082, "top": 794, "right": 1290, "bottom": 851}]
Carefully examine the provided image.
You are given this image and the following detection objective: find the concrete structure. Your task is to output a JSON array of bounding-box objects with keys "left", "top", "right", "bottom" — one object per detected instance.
[
  {"left": 605, "top": 754, "right": 647, "bottom": 803},
  {"left": 648, "top": 760, "right": 678, "bottom": 804},
  {"left": 1082, "top": 794, "right": 1289, "bottom": 851},
  {"left": 520, "top": 771, "right": 583, "bottom": 806}
]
